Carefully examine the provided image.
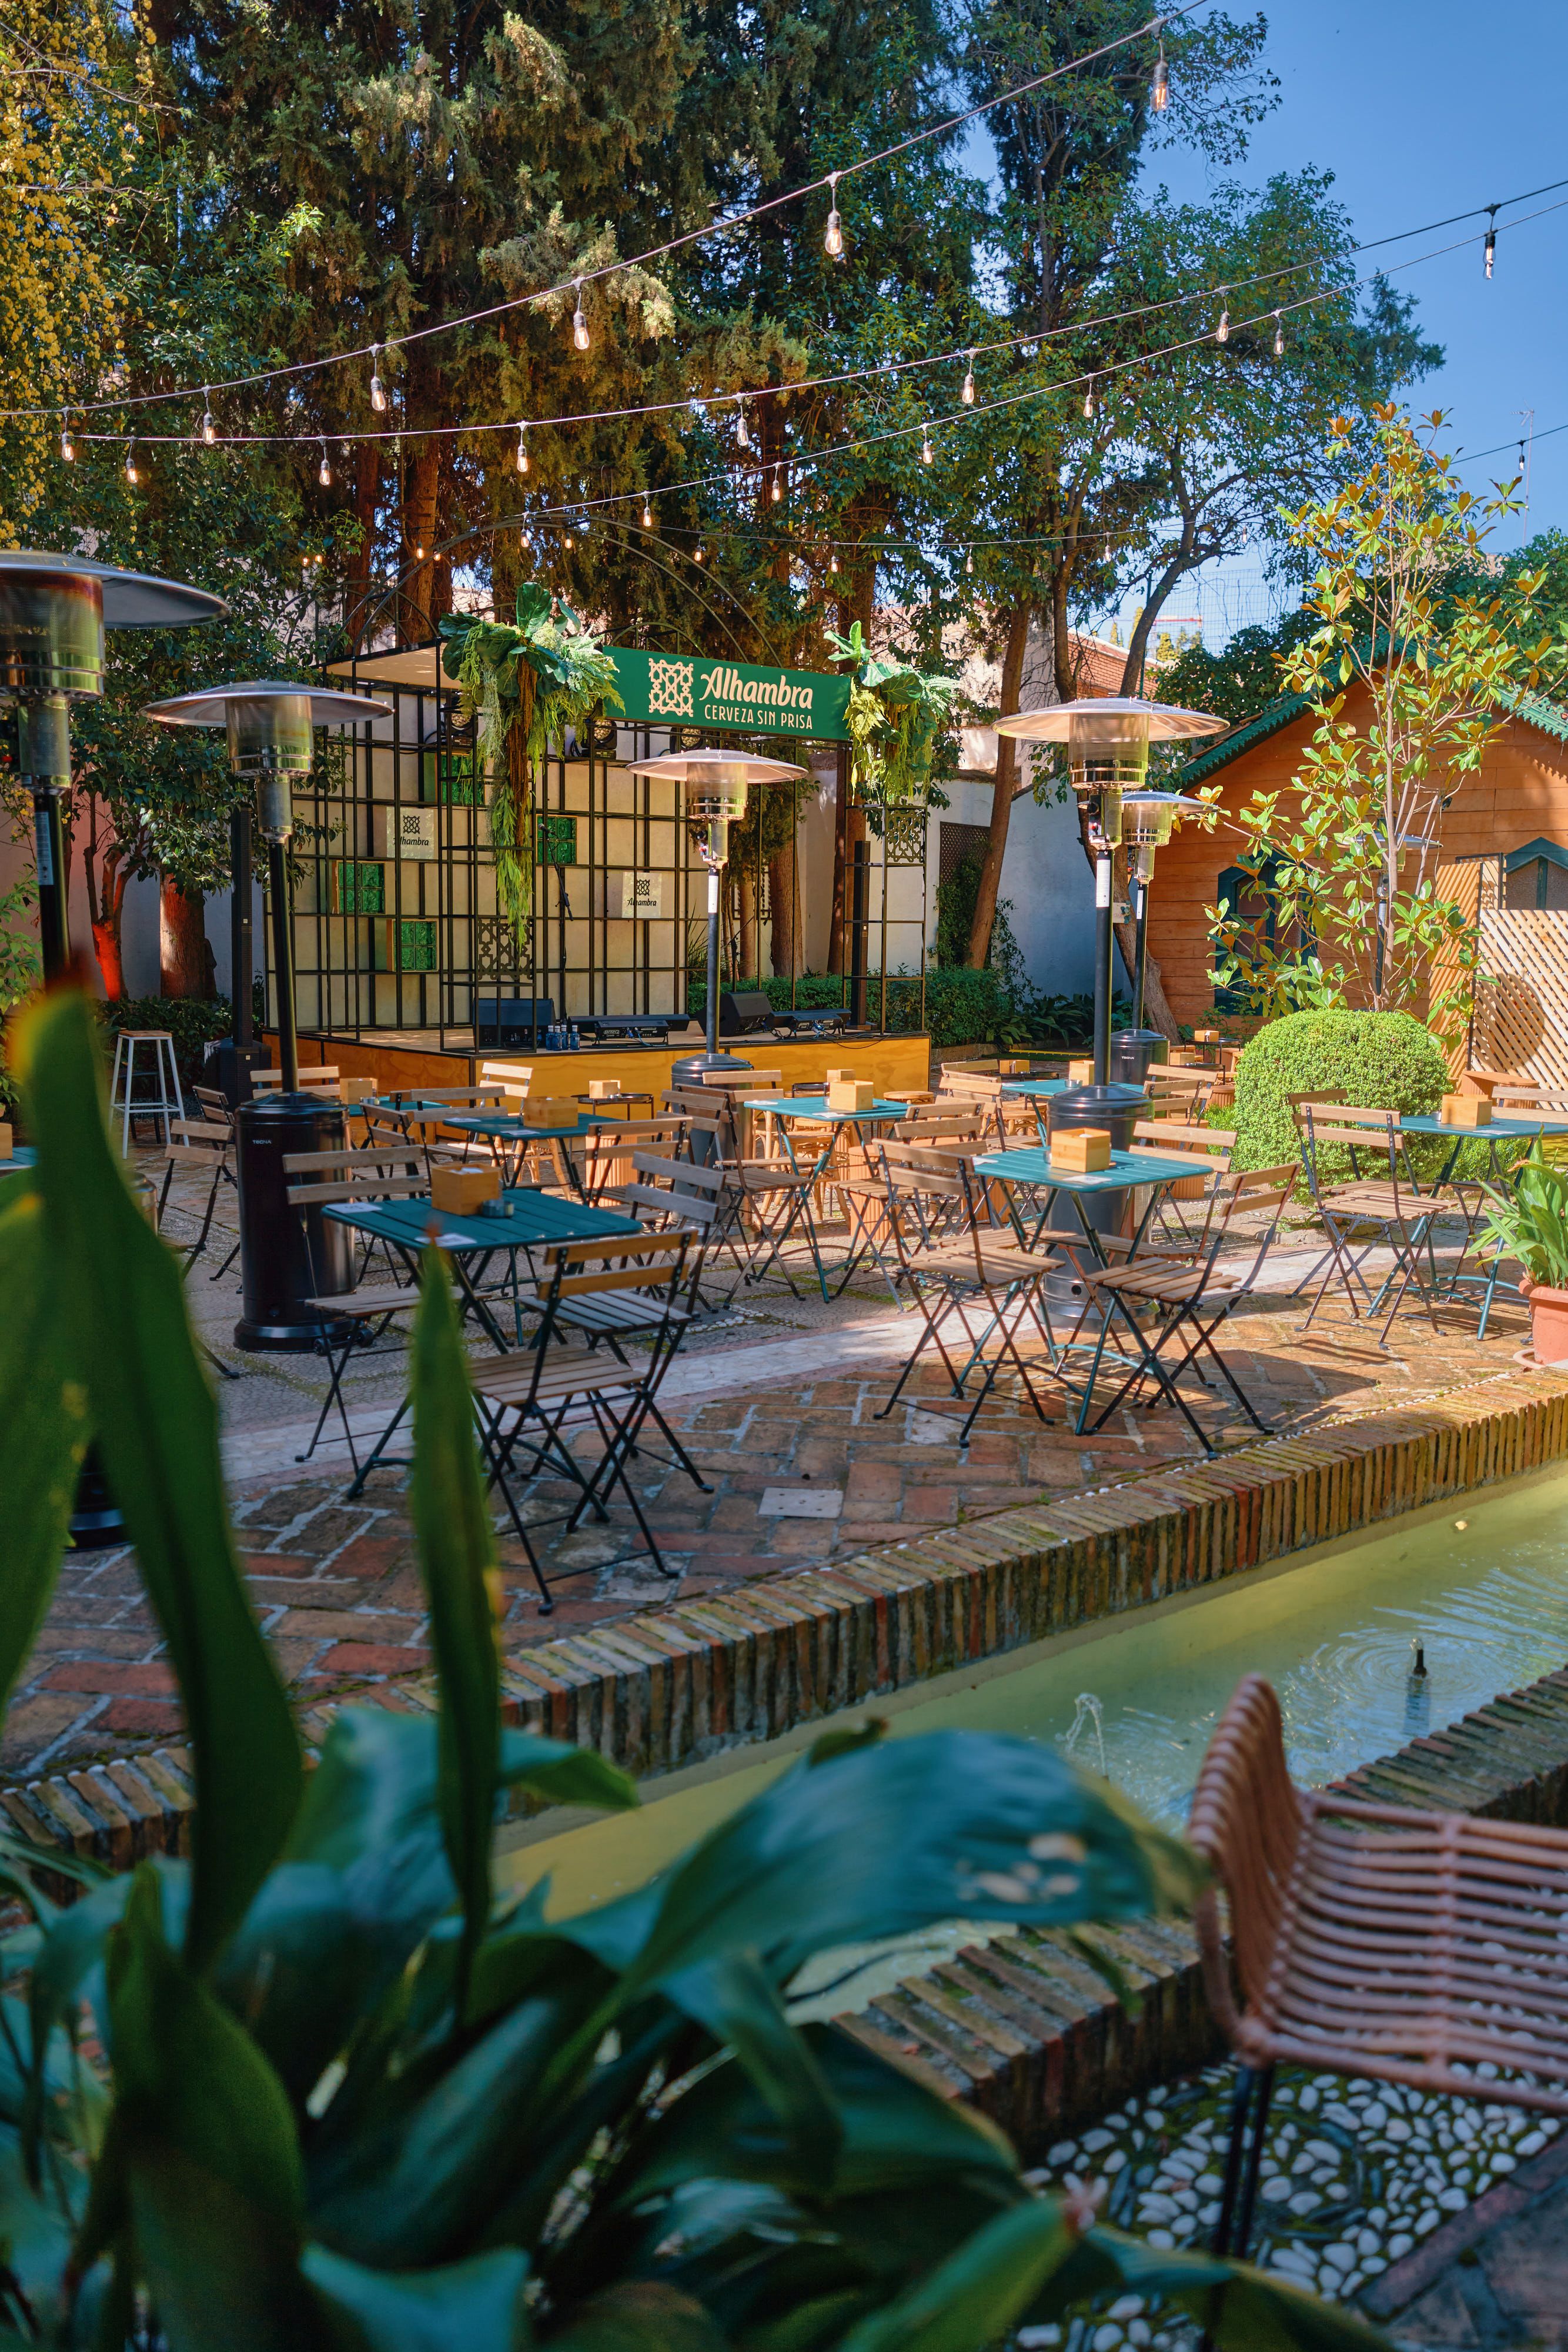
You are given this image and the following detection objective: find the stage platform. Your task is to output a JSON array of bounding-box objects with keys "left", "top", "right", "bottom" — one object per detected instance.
[{"left": 268, "top": 1027, "right": 933, "bottom": 1101}]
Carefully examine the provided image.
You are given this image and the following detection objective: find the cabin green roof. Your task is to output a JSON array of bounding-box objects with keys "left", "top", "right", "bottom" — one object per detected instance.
[{"left": 1173, "top": 680, "right": 1568, "bottom": 788}]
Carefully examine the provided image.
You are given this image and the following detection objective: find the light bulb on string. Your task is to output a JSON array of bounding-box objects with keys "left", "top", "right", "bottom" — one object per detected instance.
[
  {"left": 737, "top": 399, "right": 751, "bottom": 449},
  {"left": 571, "top": 279, "right": 590, "bottom": 350},
  {"left": 1151, "top": 42, "right": 1169, "bottom": 111},
  {"left": 920, "top": 423, "right": 934, "bottom": 465},
  {"left": 771, "top": 466, "right": 783, "bottom": 504},
  {"left": 515, "top": 421, "right": 530, "bottom": 475},
  {"left": 200, "top": 389, "right": 216, "bottom": 444},
  {"left": 1083, "top": 376, "right": 1096, "bottom": 419},
  {"left": 641, "top": 496, "right": 653, "bottom": 528},
  {"left": 1215, "top": 305, "right": 1230, "bottom": 345},
  {"left": 123, "top": 439, "right": 138, "bottom": 485},
  {"left": 694, "top": 543, "right": 705, "bottom": 564},
  {"left": 961, "top": 351, "right": 976, "bottom": 405},
  {"left": 1272, "top": 312, "right": 1284, "bottom": 358},
  {"left": 317, "top": 439, "right": 332, "bottom": 487},
  {"left": 829, "top": 548, "right": 839, "bottom": 574},
  {"left": 965, "top": 546, "right": 974, "bottom": 576},
  {"left": 823, "top": 171, "right": 844, "bottom": 259},
  {"left": 1484, "top": 209, "right": 1497, "bottom": 278},
  {"left": 414, "top": 543, "right": 425, "bottom": 560},
  {"left": 60, "top": 419, "right": 74, "bottom": 463},
  {"left": 369, "top": 343, "right": 388, "bottom": 413}
]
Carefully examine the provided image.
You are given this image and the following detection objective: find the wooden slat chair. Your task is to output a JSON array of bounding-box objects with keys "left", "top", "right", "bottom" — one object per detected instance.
[
  {"left": 1074, "top": 1167, "right": 1296, "bottom": 1452},
  {"left": 159, "top": 1080, "right": 239, "bottom": 1271},
  {"left": 1126, "top": 1118, "right": 1236, "bottom": 1247},
  {"left": 1144, "top": 1065, "right": 1216, "bottom": 1125},
  {"left": 478, "top": 1061, "right": 534, "bottom": 1108},
  {"left": 832, "top": 1104, "right": 999, "bottom": 1304},
  {"left": 932, "top": 1067, "right": 1034, "bottom": 1148},
  {"left": 569, "top": 1116, "right": 691, "bottom": 1202},
  {"left": 470, "top": 1234, "right": 697, "bottom": 1604},
  {"left": 253, "top": 1065, "right": 340, "bottom": 1095},
  {"left": 283, "top": 1148, "right": 432, "bottom": 1472},
  {"left": 1296, "top": 1104, "right": 1440, "bottom": 1345},
  {"left": 871, "top": 1144, "right": 1065, "bottom": 1441},
  {"left": 1189, "top": 1673, "right": 1568, "bottom": 2274},
  {"left": 667, "top": 1110, "right": 824, "bottom": 1301}
]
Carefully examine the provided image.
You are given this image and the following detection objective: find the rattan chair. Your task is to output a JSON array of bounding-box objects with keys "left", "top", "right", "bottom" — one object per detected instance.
[{"left": 1190, "top": 1673, "right": 1568, "bottom": 2273}]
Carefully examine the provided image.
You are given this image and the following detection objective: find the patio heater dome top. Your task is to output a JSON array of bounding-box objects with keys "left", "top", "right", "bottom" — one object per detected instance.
[
  {"left": 625, "top": 743, "right": 808, "bottom": 825},
  {"left": 994, "top": 696, "right": 1229, "bottom": 747},
  {"left": 0, "top": 548, "right": 228, "bottom": 699},
  {"left": 1120, "top": 789, "right": 1212, "bottom": 846},
  {"left": 143, "top": 682, "right": 388, "bottom": 734},
  {"left": 143, "top": 681, "right": 392, "bottom": 840},
  {"left": 0, "top": 548, "right": 229, "bottom": 630}
]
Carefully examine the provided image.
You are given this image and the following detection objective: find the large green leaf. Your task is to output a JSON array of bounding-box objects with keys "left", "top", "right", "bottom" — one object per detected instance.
[
  {"left": 831, "top": 2198, "right": 1078, "bottom": 2352},
  {"left": 97, "top": 1867, "right": 313, "bottom": 2351},
  {"left": 408, "top": 1254, "right": 502, "bottom": 2009},
  {"left": 14, "top": 988, "right": 302, "bottom": 1971},
  {"left": 546, "top": 2281, "right": 728, "bottom": 2352},
  {"left": 661, "top": 1955, "right": 842, "bottom": 2180},
  {"left": 303, "top": 2243, "right": 531, "bottom": 2351},
  {"left": 0, "top": 1177, "right": 85, "bottom": 1703},
  {"left": 559, "top": 1731, "right": 1202, "bottom": 1998}
]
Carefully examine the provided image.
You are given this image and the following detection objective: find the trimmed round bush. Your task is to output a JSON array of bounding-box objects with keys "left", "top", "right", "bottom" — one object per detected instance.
[{"left": 1231, "top": 1009, "right": 1449, "bottom": 1181}]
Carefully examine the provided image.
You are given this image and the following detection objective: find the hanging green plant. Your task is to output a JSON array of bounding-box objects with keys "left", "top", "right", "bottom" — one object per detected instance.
[
  {"left": 439, "top": 584, "right": 621, "bottom": 938},
  {"left": 825, "top": 620, "right": 961, "bottom": 806}
]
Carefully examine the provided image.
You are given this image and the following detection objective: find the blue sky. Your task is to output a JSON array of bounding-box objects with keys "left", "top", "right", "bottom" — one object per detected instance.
[{"left": 972, "top": 1, "right": 1568, "bottom": 643}]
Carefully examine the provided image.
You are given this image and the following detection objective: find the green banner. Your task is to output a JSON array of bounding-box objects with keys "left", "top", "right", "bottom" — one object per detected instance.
[{"left": 607, "top": 647, "right": 850, "bottom": 742}]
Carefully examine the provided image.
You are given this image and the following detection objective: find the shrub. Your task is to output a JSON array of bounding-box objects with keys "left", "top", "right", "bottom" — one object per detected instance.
[
  {"left": 1231, "top": 1008, "right": 1449, "bottom": 1182},
  {"left": 95, "top": 993, "right": 236, "bottom": 1084}
]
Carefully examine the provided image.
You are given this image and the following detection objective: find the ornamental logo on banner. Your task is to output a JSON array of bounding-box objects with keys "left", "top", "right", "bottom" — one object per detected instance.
[{"left": 646, "top": 656, "right": 695, "bottom": 717}]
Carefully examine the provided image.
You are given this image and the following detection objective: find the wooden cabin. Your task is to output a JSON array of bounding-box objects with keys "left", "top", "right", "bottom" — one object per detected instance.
[{"left": 1150, "top": 680, "right": 1568, "bottom": 1028}]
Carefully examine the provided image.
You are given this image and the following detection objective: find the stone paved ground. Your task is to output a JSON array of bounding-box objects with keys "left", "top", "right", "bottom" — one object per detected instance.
[
  {"left": 9, "top": 1147, "right": 1536, "bottom": 1782},
  {"left": 1367, "top": 2127, "right": 1568, "bottom": 2347}
]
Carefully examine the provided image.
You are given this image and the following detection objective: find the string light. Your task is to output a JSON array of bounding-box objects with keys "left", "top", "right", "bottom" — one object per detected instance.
[
  {"left": 1272, "top": 311, "right": 1284, "bottom": 357},
  {"left": 516, "top": 421, "right": 529, "bottom": 473},
  {"left": 317, "top": 439, "right": 331, "bottom": 487},
  {"left": 571, "top": 279, "right": 590, "bottom": 351},
  {"left": 1485, "top": 208, "right": 1497, "bottom": 277},
  {"left": 829, "top": 549, "right": 840, "bottom": 574},
  {"left": 771, "top": 466, "right": 783, "bottom": 503},
  {"left": 693, "top": 543, "right": 705, "bottom": 563},
  {"left": 920, "top": 422, "right": 934, "bottom": 464},
  {"left": 1215, "top": 305, "right": 1230, "bottom": 344},
  {"left": 1083, "top": 376, "right": 1096, "bottom": 418},
  {"left": 965, "top": 546, "right": 974, "bottom": 574},
  {"left": 414, "top": 542, "right": 425, "bottom": 559},
  {"left": 641, "top": 496, "right": 653, "bottom": 527},
  {"left": 60, "top": 419, "right": 73, "bottom": 462},
  {"left": 823, "top": 171, "right": 844, "bottom": 259},
  {"left": 737, "top": 399, "right": 751, "bottom": 449},
  {"left": 1151, "top": 41, "right": 1169, "bottom": 111},
  {"left": 961, "top": 351, "right": 976, "bottom": 404},
  {"left": 200, "top": 389, "right": 216, "bottom": 444},
  {"left": 123, "top": 439, "right": 137, "bottom": 485},
  {"left": 369, "top": 343, "right": 388, "bottom": 413}
]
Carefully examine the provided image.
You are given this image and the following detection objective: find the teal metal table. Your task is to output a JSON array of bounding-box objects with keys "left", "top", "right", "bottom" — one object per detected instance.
[{"left": 743, "top": 1095, "right": 911, "bottom": 1299}]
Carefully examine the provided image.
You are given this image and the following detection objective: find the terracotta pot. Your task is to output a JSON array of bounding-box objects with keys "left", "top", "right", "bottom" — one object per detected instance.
[{"left": 1522, "top": 1274, "right": 1568, "bottom": 1366}]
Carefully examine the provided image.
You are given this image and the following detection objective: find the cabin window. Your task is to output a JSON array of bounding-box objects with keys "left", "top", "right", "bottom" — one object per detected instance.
[
  {"left": 1503, "top": 838, "right": 1568, "bottom": 910},
  {"left": 1212, "top": 856, "right": 1289, "bottom": 1011}
]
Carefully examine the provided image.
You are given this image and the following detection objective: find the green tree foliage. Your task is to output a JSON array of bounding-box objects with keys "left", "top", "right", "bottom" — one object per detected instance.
[
  {"left": 0, "top": 983, "right": 1395, "bottom": 2352},
  {"left": 1205, "top": 406, "right": 1549, "bottom": 1034},
  {"left": 1154, "top": 609, "right": 1315, "bottom": 729}
]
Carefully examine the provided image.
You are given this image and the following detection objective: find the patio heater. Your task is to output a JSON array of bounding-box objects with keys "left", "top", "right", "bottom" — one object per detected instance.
[
  {"left": 995, "top": 699, "right": 1225, "bottom": 1150},
  {"left": 624, "top": 747, "right": 807, "bottom": 1080},
  {"left": 1115, "top": 790, "right": 1211, "bottom": 1078},
  {"left": 143, "top": 683, "right": 390, "bottom": 1350},
  {"left": 0, "top": 550, "right": 225, "bottom": 1548}
]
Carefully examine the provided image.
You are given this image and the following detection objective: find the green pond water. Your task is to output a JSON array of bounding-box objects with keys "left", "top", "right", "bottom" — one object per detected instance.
[{"left": 500, "top": 1468, "right": 1568, "bottom": 1963}]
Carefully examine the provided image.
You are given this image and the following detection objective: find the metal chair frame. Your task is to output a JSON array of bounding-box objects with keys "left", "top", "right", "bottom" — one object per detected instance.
[{"left": 1297, "top": 1105, "right": 1440, "bottom": 1346}]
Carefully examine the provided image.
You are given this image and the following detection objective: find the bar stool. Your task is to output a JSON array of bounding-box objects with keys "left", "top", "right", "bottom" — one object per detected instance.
[{"left": 109, "top": 1030, "right": 185, "bottom": 1155}]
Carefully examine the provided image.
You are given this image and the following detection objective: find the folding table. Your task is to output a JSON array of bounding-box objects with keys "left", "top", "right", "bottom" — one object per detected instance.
[
  {"left": 743, "top": 1094, "right": 910, "bottom": 1299},
  {"left": 322, "top": 1188, "right": 643, "bottom": 1492},
  {"left": 442, "top": 1109, "right": 620, "bottom": 1193},
  {"left": 1401, "top": 1109, "right": 1568, "bottom": 1335}
]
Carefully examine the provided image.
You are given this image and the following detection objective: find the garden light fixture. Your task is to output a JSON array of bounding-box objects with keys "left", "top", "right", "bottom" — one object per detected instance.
[{"left": 824, "top": 172, "right": 844, "bottom": 259}]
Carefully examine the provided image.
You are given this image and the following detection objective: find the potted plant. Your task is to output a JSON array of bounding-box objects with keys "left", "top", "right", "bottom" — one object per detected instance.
[
  {"left": 0, "top": 987, "right": 1393, "bottom": 2350},
  {"left": 1479, "top": 1145, "right": 1568, "bottom": 1364}
]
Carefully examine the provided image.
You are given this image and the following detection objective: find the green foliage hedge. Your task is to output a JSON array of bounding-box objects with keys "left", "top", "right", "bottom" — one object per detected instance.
[
  {"left": 1231, "top": 1008, "right": 1449, "bottom": 1184},
  {"left": 95, "top": 995, "right": 236, "bottom": 1085},
  {"left": 688, "top": 971, "right": 1115, "bottom": 1051}
]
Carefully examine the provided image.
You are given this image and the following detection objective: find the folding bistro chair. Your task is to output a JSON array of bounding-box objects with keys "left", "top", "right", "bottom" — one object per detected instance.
[
  {"left": 1129, "top": 1119, "right": 1235, "bottom": 1247},
  {"left": 872, "top": 1144, "right": 1064, "bottom": 1442},
  {"left": 1075, "top": 1165, "right": 1296, "bottom": 1452},
  {"left": 1189, "top": 1673, "right": 1568, "bottom": 2281},
  {"left": 1296, "top": 1104, "right": 1439, "bottom": 1345},
  {"left": 158, "top": 1112, "right": 236, "bottom": 1271},
  {"left": 283, "top": 1148, "right": 430, "bottom": 1472},
  {"left": 570, "top": 1117, "right": 691, "bottom": 1203},
  {"left": 470, "top": 1234, "right": 697, "bottom": 1604}
]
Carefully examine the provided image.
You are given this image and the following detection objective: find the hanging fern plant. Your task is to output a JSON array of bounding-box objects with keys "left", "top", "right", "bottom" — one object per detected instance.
[
  {"left": 825, "top": 620, "right": 961, "bottom": 806},
  {"left": 439, "top": 585, "right": 621, "bottom": 939}
]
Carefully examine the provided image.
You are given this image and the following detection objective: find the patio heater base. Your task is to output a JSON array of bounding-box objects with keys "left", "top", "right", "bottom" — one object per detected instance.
[
  {"left": 1110, "top": 1028, "right": 1166, "bottom": 1087},
  {"left": 1048, "top": 1081, "right": 1150, "bottom": 1244},
  {"left": 233, "top": 1093, "right": 355, "bottom": 1351}
]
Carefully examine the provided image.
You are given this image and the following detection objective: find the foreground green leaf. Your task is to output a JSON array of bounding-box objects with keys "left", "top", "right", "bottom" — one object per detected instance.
[
  {"left": 15, "top": 988, "right": 302, "bottom": 1971},
  {"left": 304, "top": 2242, "right": 531, "bottom": 2350},
  {"left": 0, "top": 1175, "right": 85, "bottom": 1703}
]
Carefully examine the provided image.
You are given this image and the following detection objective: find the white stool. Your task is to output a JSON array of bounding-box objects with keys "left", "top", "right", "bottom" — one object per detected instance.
[{"left": 110, "top": 1030, "right": 185, "bottom": 1155}]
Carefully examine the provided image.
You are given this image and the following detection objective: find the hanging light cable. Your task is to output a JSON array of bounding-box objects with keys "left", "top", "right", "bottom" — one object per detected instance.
[
  {"left": 200, "top": 388, "right": 216, "bottom": 444},
  {"left": 1485, "top": 206, "right": 1498, "bottom": 276},
  {"left": 317, "top": 439, "right": 331, "bottom": 487},
  {"left": 123, "top": 438, "right": 138, "bottom": 485},
  {"left": 961, "top": 350, "right": 976, "bottom": 404},
  {"left": 369, "top": 343, "right": 388, "bottom": 413},
  {"left": 516, "top": 420, "right": 529, "bottom": 473},
  {"left": 1151, "top": 40, "right": 1169, "bottom": 111},
  {"left": 824, "top": 171, "right": 844, "bottom": 259},
  {"left": 1272, "top": 310, "right": 1284, "bottom": 357},
  {"left": 571, "top": 279, "right": 590, "bottom": 350}
]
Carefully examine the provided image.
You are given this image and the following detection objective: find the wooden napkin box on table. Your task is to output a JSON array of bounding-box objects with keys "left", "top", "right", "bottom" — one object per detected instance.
[
  {"left": 826, "top": 1079, "right": 875, "bottom": 1113},
  {"left": 998, "top": 1057, "right": 1031, "bottom": 1075},
  {"left": 1049, "top": 1125, "right": 1112, "bottom": 1174},
  {"left": 431, "top": 1164, "right": 500, "bottom": 1215},
  {"left": 1067, "top": 1058, "right": 1095, "bottom": 1083},
  {"left": 1439, "top": 1093, "right": 1490, "bottom": 1128},
  {"left": 340, "top": 1076, "right": 377, "bottom": 1104},
  {"left": 588, "top": 1078, "right": 622, "bottom": 1101}
]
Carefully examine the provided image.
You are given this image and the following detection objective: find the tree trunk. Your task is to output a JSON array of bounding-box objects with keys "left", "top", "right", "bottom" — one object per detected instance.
[
  {"left": 1114, "top": 909, "right": 1180, "bottom": 1041},
  {"left": 966, "top": 605, "right": 1032, "bottom": 968},
  {"left": 768, "top": 845, "right": 798, "bottom": 977},
  {"left": 401, "top": 431, "right": 443, "bottom": 646},
  {"left": 828, "top": 507, "right": 881, "bottom": 973},
  {"left": 347, "top": 442, "right": 383, "bottom": 653},
  {"left": 737, "top": 864, "right": 759, "bottom": 983},
  {"left": 160, "top": 879, "right": 214, "bottom": 999}
]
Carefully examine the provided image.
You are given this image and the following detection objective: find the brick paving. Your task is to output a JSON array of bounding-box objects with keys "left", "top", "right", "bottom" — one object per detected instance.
[{"left": 1366, "top": 2127, "right": 1568, "bottom": 2346}]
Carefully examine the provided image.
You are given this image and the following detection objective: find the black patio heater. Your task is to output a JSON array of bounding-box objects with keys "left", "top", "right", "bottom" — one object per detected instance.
[
  {"left": 624, "top": 746, "right": 807, "bottom": 1084},
  {"left": 0, "top": 550, "right": 226, "bottom": 1545},
  {"left": 1112, "top": 789, "right": 1212, "bottom": 1083},
  {"left": 994, "top": 698, "right": 1225, "bottom": 1174},
  {"left": 143, "top": 684, "right": 390, "bottom": 1349}
]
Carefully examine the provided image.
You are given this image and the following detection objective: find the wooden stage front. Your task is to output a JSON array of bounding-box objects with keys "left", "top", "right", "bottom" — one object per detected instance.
[{"left": 269, "top": 1027, "right": 934, "bottom": 1101}]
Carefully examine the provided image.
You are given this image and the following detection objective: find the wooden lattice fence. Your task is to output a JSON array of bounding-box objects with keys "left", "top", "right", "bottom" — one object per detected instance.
[{"left": 1446, "top": 855, "right": 1568, "bottom": 1087}]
